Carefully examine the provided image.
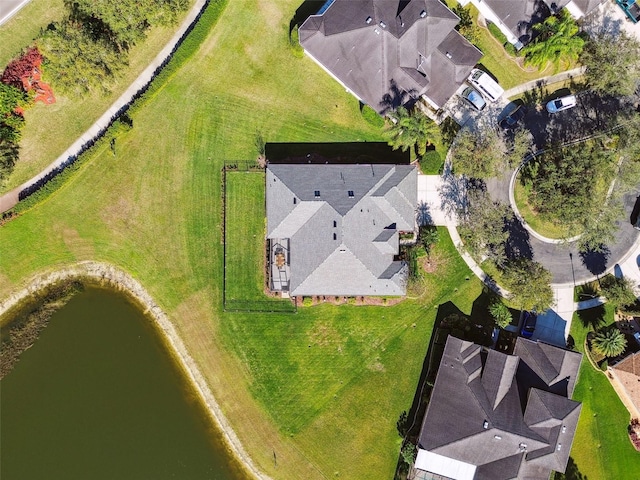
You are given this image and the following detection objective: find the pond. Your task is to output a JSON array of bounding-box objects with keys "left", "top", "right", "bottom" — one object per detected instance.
[{"left": 0, "top": 286, "right": 249, "bottom": 480}]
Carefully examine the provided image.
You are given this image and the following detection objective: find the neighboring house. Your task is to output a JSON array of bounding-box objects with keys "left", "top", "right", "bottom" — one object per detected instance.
[
  {"left": 265, "top": 162, "right": 417, "bottom": 297},
  {"left": 458, "top": 0, "right": 604, "bottom": 48},
  {"left": 610, "top": 351, "right": 640, "bottom": 420},
  {"left": 298, "top": 0, "right": 483, "bottom": 112},
  {"left": 415, "top": 335, "right": 582, "bottom": 480}
]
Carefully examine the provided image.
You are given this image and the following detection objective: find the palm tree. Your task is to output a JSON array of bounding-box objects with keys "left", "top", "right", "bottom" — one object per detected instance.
[
  {"left": 522, "top": 9, "right": 584, "bottom": 70},
  {"left": 384, "top": 106, "right": 438, "bottom": 157},
  {"left": 592, "top": 328, "right": 627, "bottom": 358}
]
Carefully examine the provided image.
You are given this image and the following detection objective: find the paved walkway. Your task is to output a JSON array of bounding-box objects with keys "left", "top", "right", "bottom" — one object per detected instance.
[
  {"left": 502, "top": 67, "right": 585, "bottom": 99},
  {"left": 0, "top": 0, "right": 31, "bottom": 26},
  {"left": 0, "top": 0, "right": 208, "bottom": 213}
]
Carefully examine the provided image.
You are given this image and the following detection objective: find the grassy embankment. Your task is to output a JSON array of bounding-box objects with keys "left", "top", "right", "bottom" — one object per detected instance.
[
  {"left": 0, "top": 0, "right": 485, "bottom": 477},
  {"left": 0, "top": 0, "right": 196, "bottom": 193},
  {"left": 0, "top": 0, "right": 631, "bottom": 478},
  {"left": 568, "top": 305, "right": 640, "bottom": 479}
]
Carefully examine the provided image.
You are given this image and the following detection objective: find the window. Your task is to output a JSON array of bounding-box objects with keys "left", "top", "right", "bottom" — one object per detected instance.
[
  {"left": 333, "top": 233, "right": 337, "bottom": 240},
  {"left": 314, "top": 190, "right": 320, "bottom": 197},
  {"left": 348, "top": 190, "right": 354, "bottom": 197},
  {"left": 333, "top": 221, "right": 337, "bottom": 227},
  {"left": 293, "top": 197, "right": 297, "bottom": 204}
]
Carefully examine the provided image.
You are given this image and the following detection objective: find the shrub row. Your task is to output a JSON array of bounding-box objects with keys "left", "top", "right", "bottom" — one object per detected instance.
[
  {"left": 486, "top": 22, "right": 519, "bottom": 57},
  {"left": 10, "top": 0, "right": 228, "bottom": 215}
]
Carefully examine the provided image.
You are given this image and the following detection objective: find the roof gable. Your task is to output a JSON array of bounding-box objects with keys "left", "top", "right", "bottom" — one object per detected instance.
[
  {"left": 266, "top": 163, "right": 417, "bottom": 296},
  {"left": 299, "top": 0, "right": 482, "bottom": 111},
  {"left": 417, "top": 336, "right": 582, "bottom": 480}
]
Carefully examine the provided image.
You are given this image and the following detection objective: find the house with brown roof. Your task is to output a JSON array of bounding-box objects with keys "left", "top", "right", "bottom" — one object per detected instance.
[
  {"left": 610, "top": 351, "right": 640, "bottom": 420},
  {"left": 298, "top": 0, "right": 483, "bottom": 113}
]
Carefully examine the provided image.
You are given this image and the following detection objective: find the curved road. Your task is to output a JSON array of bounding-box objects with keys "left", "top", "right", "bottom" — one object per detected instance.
[{"left": 486, "top": 89, "right": 640, "bottom": 284}]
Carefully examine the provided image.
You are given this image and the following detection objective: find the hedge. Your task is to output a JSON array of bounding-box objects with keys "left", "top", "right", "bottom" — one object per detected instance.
[{"left": 10, "top": 0, "right": 229, "bottom": 214}]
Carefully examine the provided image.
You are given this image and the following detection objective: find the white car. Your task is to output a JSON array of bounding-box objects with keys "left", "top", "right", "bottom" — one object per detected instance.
[{"left": 546, "top": 95, "right": 577, "bottom": 113}]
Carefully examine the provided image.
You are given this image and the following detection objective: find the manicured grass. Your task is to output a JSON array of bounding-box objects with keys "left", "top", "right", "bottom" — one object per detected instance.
[
  {"left": 0, "top": 1, "right": 484, "bottom": 477},
  {"left": 513, "top": 175, "right": 577, "bottom": 239},
  {"left": 0, "top": 0, "right": 66, "bottom": 68},
  {"left": 1, "top": 0, "right": 197, "bottom": 193},
  {"left": 568, "top": 307, "right": 640, "bottom": 480},
  {"left": 224, "top": 169, "right": 294, "bottom": 311}
]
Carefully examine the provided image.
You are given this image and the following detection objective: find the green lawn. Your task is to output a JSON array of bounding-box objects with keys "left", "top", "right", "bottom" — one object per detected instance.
[
  {"left": 0, "top": 0, "right": 484, "bottom": 477},
  {"left": 0, "top": 0, "right": 627, "bottom": 477},
  {"left": 568, "top": 306, "right": 640, "bottom": 480},
  {"left": 224, "top": 169, "right": 294, "bottom": 312},
  {"left": 1, "top": 0, "right": 196, "bottom": 194},
  {"left": 0, "top": 0, "right": 66, "bottom": 68}
]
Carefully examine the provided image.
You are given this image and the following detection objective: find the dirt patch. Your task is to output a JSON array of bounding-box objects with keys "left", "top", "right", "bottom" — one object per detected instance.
[{"left": 419, "top": 249, "right": 451, "bottom": 274}]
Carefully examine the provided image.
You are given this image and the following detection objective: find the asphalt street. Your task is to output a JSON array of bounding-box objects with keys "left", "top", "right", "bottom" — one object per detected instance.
[
  {"left": 486, "top": 90, "right": 640, "bottom": 284},
  {"left": 0, "top": 0, "right": 31, "bottom": 25}
]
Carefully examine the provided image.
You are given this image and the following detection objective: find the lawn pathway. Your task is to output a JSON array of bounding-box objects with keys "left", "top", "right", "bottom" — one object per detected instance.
[{"left": 0, "top": 0, "right": 208, "bottom": 213}]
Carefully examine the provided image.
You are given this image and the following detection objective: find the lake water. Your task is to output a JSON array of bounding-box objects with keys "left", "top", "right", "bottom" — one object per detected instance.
[{"left": 0, "top": 286, "right": 249, "bottom": 480}]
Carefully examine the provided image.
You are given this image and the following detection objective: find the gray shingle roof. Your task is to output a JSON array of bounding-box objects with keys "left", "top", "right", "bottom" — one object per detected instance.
[
  {"left": 417, "top": 336, "right": 582, "bottom": 480},
  {"left": 299, "top": 0, "right": 482, "bottom": 112},
  {"left": 266, "top": 163, "right": 417, "bottom": 296}
]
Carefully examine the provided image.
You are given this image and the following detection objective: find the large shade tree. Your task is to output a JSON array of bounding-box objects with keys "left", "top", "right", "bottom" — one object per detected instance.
[
  {"left": 522, "top": 9, "right": 584, "bottom": 70},
  {"left": 592, "top": 328, "right": 627, "bottom": 358},
  {"left": 502, "top": 258, "right": 554, "bottom": 312},
  {"left": 580, "top": 32, "right": 640, "bottom": 97},
  {"left": 451, "top": 128, "right": 505, "bottom": 179},
  {"left": 384, "top": 106, "right": 439, "bottom": 157}
]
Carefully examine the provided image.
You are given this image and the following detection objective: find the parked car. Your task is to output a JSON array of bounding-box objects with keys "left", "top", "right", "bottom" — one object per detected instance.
[
  {"left": 634, "top": 331, "right": 640, "bottom": 347},
  {"left": 461, "top": 86, "right": 486, "bottom": 111},
  {"left": 546, "top": 95, "right": 577, "bottom": 113},
  {"left": 520, "top": 311, "right": 537, "bottom": 339},
  {"left": 499, "top": 105, "right": 526, "bottom": 130},
  {"left": 468, "top": 68, "right": 504, "bottom": 102}
]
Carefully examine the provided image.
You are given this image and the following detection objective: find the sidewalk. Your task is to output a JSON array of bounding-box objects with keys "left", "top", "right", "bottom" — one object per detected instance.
[
  {"left": 503, "top": 67, "right": 585, "bottom": 99},
  {"left": 0, "top": 0, "right": 208, "bottom": 213}
]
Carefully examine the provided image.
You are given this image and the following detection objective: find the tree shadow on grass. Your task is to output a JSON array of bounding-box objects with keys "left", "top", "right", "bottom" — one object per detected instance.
[
  {"left": 289, "top": 0, "right": 323, "bottom": 35},
  {"left": 576, "top": 304, "right": 607, "bottom": 331}
]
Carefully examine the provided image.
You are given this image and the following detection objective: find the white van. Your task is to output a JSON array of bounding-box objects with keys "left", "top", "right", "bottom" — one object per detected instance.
[{"left": 468, "top": 69, "right": 504, "bottom": 102}]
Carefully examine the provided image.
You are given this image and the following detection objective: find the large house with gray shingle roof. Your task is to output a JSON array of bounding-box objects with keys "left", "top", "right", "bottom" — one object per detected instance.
[
  {"left": 414, "top": 335, "right": 582, "bottom": 480},
  {"left": 298, "top": 0, "right": 483, "bottom": 113},
  {"left": 266, "top": 162, "right": 417, "bottom": 297}
]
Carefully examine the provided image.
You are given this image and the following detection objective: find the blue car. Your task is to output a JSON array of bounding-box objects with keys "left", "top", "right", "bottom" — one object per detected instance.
[
  {"left": 521, "top": 311, "right": 537, "bottom": 339},
  {"left": 461, "top": 86, "right": 486, "bottom": 111}
]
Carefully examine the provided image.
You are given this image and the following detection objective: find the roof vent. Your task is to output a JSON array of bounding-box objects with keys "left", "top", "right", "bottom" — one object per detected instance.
[
  {"left": 483, "top": 420, "right": 489, "bottom": 429},
  {"left": 562, "top": 425, "right": 567, "bottom": 433},
  {"left": 445, "top": 51, "right": 452, "bottom": 59},
  {"left": 374, "top": 28, "right": 380, "bottom": 35},
  {"left": 420, "top": 10, "right": 427, "bottom": 18},
  {"left": 379, "top": 21, "right": 387, "bottom": 28},
  {"left": 314, "top": 190, "right": 320, "bottom": 197},
  {"left": 494, "top": 435, "right": 502, "bottom": 440},
  {"left": 557, "top": 444, "right": 562, "bottom": 451},
  {"left": 348, "top": 190, "right": 354, "bottom": 197},
  {"left": 519, "top": 443, "right": 527, "bottom": 452},
  {"left": 366, "top": 16, "right": 372, "bottom": 24}
]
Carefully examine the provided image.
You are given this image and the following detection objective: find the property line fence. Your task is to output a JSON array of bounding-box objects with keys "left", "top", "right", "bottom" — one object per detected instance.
[{"left": 221, "top": 164, "right": 296, "bottom": 313}]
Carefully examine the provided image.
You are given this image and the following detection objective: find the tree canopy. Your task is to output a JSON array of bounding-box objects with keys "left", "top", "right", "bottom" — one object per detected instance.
[
  {"left": 502, "top": 258, "right": 553, "bottom": 312},
  {"left": 0, "top": 83, "right": 28, "bottom": 185},
  {"left": 458, "top": 188, "right": 513, "bottom": 266},
  {"left": 384, "top": 106, "right": 439, "bottom": 157},
  {"left": 451, "top": 128, "right": 505, "bottom": 179},
  {"left": 580, "top": 33, "right": 640, "bottom": 97},
  {"left": 522, "top": 9, "right": 584, "bottom": 70},
  {"left": 600, "top": 275, "right": 637, "bottom": 310},
  {"left": 489, "top": 301, "right": 512, "bottom": 329}
]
